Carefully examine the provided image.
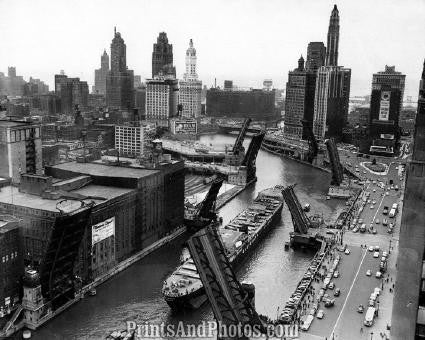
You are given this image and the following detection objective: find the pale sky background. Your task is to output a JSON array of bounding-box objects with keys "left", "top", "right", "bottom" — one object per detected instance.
[{"left": 1, "top": 0, "right": 424, "bottom": 98}]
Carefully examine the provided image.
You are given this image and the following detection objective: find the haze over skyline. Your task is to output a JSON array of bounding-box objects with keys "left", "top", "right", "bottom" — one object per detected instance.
[{"left": 1, "top": 0, "right": 424, "bottom": 98}]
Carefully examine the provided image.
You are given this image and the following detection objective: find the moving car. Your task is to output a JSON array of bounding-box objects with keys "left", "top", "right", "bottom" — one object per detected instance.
[
  {"left": 333, "top": 270, "right": 340, "bottom": 278},
  {"left": 358, "top": 304, "right": 365, "bottom": 313},
  {"left": 376, "top": 271, "right": 382, "bottom": 278},
  {"left": 345, "top": 249, "right": 350, "bottom": 255},
  {"left": 366, "top": 270, "right": 372, "bottom": 276},
  {"left": 328, "top": 282, "right": 335, "bottom": 290},
  {"left": 383, "top": 218, "right": 388, "bottom": 226},
  {"left": 317, "top": 310, "right": 324, "bottom": 319},
  {"left": 368, "top": 246, "right": 374, "bottom": 252},
  {"left": 375, "top": 245, "right": 380, "bottom": 251},
  {"left": 375, "top": 219, "right": 380, "bottom": 224}
]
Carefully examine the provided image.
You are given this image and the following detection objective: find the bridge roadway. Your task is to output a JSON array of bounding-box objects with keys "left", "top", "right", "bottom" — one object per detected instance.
[{"left": 295, "top": 157, "right": 403, "bottom": 340}]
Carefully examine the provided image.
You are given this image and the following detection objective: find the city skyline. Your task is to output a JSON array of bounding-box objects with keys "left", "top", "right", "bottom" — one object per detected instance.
[{"left": 0, "top": 0, "right": 424, "bottom": 99}]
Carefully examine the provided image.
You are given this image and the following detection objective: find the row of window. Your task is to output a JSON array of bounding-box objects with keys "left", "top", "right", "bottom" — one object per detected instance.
[{"left": 1, "top": 252, "right": 18, "bottom": 263}]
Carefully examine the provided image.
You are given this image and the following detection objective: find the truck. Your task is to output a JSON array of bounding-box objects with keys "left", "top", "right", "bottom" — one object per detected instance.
[{"left": 364, "top": 307, "right": 376, "bottom": 327}]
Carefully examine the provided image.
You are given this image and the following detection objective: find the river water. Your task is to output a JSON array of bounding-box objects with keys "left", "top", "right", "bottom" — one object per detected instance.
[{"left": 33, "top": 134, "right": 345, "bottom": 339}]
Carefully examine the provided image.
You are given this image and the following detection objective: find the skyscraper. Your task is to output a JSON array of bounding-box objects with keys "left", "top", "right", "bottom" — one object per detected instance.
[
  {"left": 179, "top": 39, "right": 202, "bottom": 118},
  {"left": 54, "top": 73, "right": 89, "bottom": 114},
  {"left": 367, "top": 66, "right": 405, "bottom": 154},
  {"left": 391, "top": 60, "right": 425, "bottom": 340},
  {"left": 312, "top": 5, "right": 351, "bottom": 141},
  {"left": 93, "top": 50, "right": 109, "bottom": 95},
  {"left": 284, "top": 56, "right": 317, "bottom": 139},
  {"left": 306, "top": 42, "right": 326, "bottom": 72},
  {"left": 372, "top": 65, "right": 406, "bottom": 111},
  {"left": 145, "top": 78, "right": 179, "bottom": 126},
  {"left": 106, "top": 28, "right": 134, "bottom": 109},
  {"left": 325, "top": 5, "right": 339, "bottom": 67},
  {"left": 152, "top": 32, "right": 175, "bottom": 78}
]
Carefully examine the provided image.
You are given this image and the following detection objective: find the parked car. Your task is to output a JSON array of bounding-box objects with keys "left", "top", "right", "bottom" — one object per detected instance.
[
  {"left": 317, "top": 309, "right": 325, "bottom": 319},
  {"left": 376, "top": 271, "right": 382, "bottom": 278},
  {"left": 333, "top": 271, "right": 340, "bottom": 278},
  {"left": 345, "top": 249, "right": 350, "bottom": 255},
  {"left": 334, "top": 288, "right": 341, "bottom": 297},
  {"left": 373, "top": 251, "right": 380, "bottom": 258},
  {"left": 358, "top": 304, "right": 365, "bottom": 313},
  {"left": 368, "top": 246, "right": 374, "bottom": 252},
  {"left": 383, "top": 219, "right": 388, "bottom": 226},
  {"left": 366, "top": 270, "right": 372, "bottom": 276},
  {"left": 324, "top": 298, "right": 335, "bottom": 307},
  {"left": 328, "top": 282, "right": 335, "bottom": 290}
]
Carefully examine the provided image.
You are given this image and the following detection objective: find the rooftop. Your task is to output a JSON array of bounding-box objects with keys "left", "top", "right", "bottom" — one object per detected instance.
[
  {"left": 51, "top": 161, "right": 159, "bottom": 179},
  {"left": 0, "top": 184, "right": 134, "bottom": 213},
  {"left": 0, "top": 119, "right": 37, "bottom": 128}
]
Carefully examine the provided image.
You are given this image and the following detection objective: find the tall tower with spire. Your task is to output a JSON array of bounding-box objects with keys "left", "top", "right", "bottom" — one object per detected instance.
[
  {"left": 179, "top": 39, "right": 202, "bottom": 118},
  {"left": 183, "top": 39, "right": 198, "bottom": 81},
  {"left": 110, "top": 27, "right": 127, "bottom": 73},
  {"left": 93, "top": 50, "right": 110, "bottom": 95},
  {"left": 313, "top": 5, "right": 351, "bottom": 141},
  {"left": 325, "top": 5, "right": 339, "bottom": 67},
  {"left": 106, "top": 28, "right": 134, "bottom": 109}
]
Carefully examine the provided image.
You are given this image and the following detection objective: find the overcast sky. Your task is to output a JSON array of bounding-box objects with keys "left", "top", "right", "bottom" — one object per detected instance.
[{"left": 1, "top": 0, "right": 424, "bottom": 98}]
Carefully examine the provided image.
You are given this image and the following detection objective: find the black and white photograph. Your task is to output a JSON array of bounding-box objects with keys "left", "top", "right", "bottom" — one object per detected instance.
[{"left": 0, "top": 0, "right": 424, "bottom": 339}]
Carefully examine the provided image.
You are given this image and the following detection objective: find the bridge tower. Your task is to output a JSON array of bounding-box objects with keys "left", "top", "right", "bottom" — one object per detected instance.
[
  {"left": 187, "top": 225, "right": 264, "bottom": 338},
  {"left": 325, "top": 138, "right": 344, "bottom": 186}
]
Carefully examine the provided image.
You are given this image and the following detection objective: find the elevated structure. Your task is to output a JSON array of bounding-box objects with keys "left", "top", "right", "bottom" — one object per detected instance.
[
  {"left": 187, "top": 224, "right": 264, "bottom": 333},
  {"left": 232, "top": 118, "right": 251, "bottom": 154},
  {"left": 184, "top": 178, "right": 224, "bottom": 231},
  {"left": 282, "top": 185, "right": 311, "bottom": 235},
  {"left": 325, "top": 138, "right": 344, "bottom": 186},
  {"left": 241, "top": 131, "right": 266, "bottom": 184},
  {"left": 301, "top": 119, "right": 318, "bottom": 163},
  {"left": 224, "top": 118, "right": 252, "bottom": 166}
]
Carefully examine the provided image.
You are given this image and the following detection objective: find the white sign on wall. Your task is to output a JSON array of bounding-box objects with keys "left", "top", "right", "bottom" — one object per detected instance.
[
  {"left": 379, "top": 91, "right": 391, "bottom": 121},
  {"left": 92, "top": 217, "right": 115, "bottom": 245}
]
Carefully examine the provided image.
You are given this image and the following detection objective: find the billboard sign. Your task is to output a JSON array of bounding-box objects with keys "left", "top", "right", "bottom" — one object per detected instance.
[
  {"left": 173, "top": 120, "right": 197, "bottom": 134},
  {"left": 92, "top": 217, "right": 115, "bottom": 245},
  {"left": 379, "top": 91, "right": 391, "bottom": 121}
]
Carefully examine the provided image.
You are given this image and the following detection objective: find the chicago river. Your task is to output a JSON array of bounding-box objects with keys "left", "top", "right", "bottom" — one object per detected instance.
[{"left": 33, "top": 134, "right": 346, "bottom": 339}]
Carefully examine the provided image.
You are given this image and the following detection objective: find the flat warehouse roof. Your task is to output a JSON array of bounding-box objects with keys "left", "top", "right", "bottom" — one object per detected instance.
[{"left": 51, "top": 162, "right": 159, "bottom": 179}]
